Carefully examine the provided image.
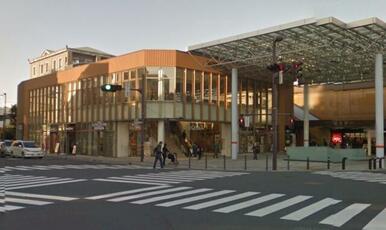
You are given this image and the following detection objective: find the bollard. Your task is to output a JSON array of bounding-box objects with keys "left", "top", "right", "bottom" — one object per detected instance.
[
  {"left": 244, "top": 154, "right": 247, "bottom": 170},
  {"left": 287, "top": 156, "right": 290, "bottom": 171},
  {"left": 379, "top": 158, "right": 384, "bottom": 169},
  {"left": 373, "top": 158, "right": 377, "bottom": 170},
  {"left": 342, "top": 157, "right": 347, "bottom": 170},
  {"left": 369, "top": 158, "right": 373, "bottom": 170},
  {"left": 223, "top": 155, "right": 226, "bottom": 170},
  {"left": 205, "top": 154, "right": 207, "bottom": 170},
  {"left": 327, "top": 157, "right": 330, "bottom": 170},
  {"left": 306, "top": 157, "right": 310, "bottom": 170},
  {"left": 265, "top": 154, "right": 269, "bottom": 171},
  {"left": 188, "top": 154, "right": 191, "bottom": 169}
]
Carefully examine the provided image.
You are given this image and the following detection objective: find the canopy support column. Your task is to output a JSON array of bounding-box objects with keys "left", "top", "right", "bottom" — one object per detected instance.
[
  {"left": 303, "top": 83, "right": 309, "bottom": 147},
  {"left": 231, "top": 68, "right": 239, "bottom": 160},
  {"left": 375, "top": 53, "right": 384, "bottom": 168}
]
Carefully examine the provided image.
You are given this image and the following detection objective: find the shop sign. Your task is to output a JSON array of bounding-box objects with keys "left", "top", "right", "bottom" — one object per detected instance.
[
  {"left": 65, "top": 127, "right": 74, "bottom": 131},
  {"left": 92, "top": 121, "right": 107, "bottom": 130}
]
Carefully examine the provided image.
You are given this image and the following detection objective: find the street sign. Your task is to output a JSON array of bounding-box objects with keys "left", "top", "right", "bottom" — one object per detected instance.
[
  {"left": 92, "top": 121, "right": 107, "bottom": 130},
  {"left": 124, "top": 82, "right": 130, "bottom": 97}
]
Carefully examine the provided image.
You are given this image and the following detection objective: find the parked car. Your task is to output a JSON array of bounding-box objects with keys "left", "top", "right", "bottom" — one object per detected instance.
[
  {"left": 0, "top": 142, "right": 6, "bottom": 157},
  {"left": 3, "top": 139, "right": 13, "bottom": 156},
  {"left": 10, "top": 140, "right": 44, "bottom": 158}
]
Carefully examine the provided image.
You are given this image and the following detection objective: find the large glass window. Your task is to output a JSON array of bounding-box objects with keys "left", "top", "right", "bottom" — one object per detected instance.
[
  {"left": 146, "top": 67, "right": 175, "bottom": 101},
  {"left": 146, "top": 67, "right": 159, "bottom": 100},
  {"left": 220, "top": 75, "right": 226, "bottom": 106},
  {"left": 195, "top": 70, "right": 202, "bottom": 103},
  {"left": 176, "top": 68, "right": 184, "bottom": 102},
  {"left": 186, "top": 69, "right": 193, "bottom": 102},
  {"left": 212, "top": 74, "right": 218, "bottom": 104},
  {"left": 204, "top": 72, "right": 210, "bottom": 103}
]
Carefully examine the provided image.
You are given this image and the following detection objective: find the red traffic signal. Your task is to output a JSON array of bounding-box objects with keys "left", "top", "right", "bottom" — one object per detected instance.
[{"left": 239, "top": 116, "right": 245, "bottom": 128}]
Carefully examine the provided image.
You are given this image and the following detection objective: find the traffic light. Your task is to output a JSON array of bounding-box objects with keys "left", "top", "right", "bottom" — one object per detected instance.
[
  {"left": 239, "top": 116, "right": 245, "bottom": 128},
  {"left": 100, "top": 84, "right": 123, "bottom": 92}
]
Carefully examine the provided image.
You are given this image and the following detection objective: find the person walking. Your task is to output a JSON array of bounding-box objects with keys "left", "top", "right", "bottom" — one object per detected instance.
[
  {"left": 153, "top": 142, "right": 163, "bottom": 169},
  {"left": 162, "top": 143, "right": 169, "bottom": 166},
  {"left": 253, "top": 142, "right": 259, "bottom": 160}
]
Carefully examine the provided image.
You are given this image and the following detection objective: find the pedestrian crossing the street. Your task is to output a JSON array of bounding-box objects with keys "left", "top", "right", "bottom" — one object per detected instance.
[
  {"left": 86, "top": 185, "right": 386, "bottom": 229},
  {"left": 0, "top": 164, "right": 150, "bottom": 172},
  {"left": 93, "top": 170, "right": 249, "bottom": 186},
  {"left": 1, "top": 174, "right": 87, "bottom": 190},
  {"left": 314, "top": 171, "right": 386, "bottom": 185},
  {"left": 0, "top": 191, "right": 78, "bottom": 213}
]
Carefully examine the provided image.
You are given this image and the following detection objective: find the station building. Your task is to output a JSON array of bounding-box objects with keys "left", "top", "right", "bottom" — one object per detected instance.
[{"left": 17, "top": 50, "right": 291, "bottom": 157}]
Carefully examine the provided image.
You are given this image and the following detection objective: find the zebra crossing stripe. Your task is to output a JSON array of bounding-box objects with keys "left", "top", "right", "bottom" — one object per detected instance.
[
  {"left": 362, "top": 208, "right": 386, "bottom": 230},
  {"left": 4, "top": 166, "right": 29, "bottom": 171},
  {"left": 111, "top": 176, "right": 183, "bottom": 184},
  {"left": 6, "top": 191, "right": 78, "bottom": 201},
  {"left": 8, "top": 179, "right": 87, "bottom": 190},
  {"left": 123, "top": 175, "right": 194, "bottom": 182},
  {"left": 319, "top": 203, "right": 370, "bottom": 227},
  {"left": 108, "top": 187, "right": 191, "bottom": 202},
  {"left": 183, "top": 192, "right": 259, "bottom": 210},
  {"left": 7, "top": 178, "right": 71, "bottom": 187},
  {"left": 5, "top": 197, "right": 52, "bottom": 206},
  {"left": 281, "top": 198, "right": 341, "bottom": 221},
  {"left": 86, "top": 186, "right": 170, "bottom": 200},
  {"left": 213, "top": 194, "right": 285, "bottom": 213},
  {"left": 131, "top": 188, "right": 213, "bottom": 204},
  {"left": 0, "top": 205, "right": 24, "bottom": 212},
  {"left": 156, "top": 190, "right": 236, "bottom": 207},
  {"left": 245, "top": 195, "right": 312, "bottom": 217},
  {"left": 94, "top": 178, "right": 167, "bottom": 186}
]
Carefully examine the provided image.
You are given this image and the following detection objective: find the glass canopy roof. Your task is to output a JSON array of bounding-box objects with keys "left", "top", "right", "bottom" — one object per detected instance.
[{"left": 188, "top": 17, "right": 386, "bottom": 84}]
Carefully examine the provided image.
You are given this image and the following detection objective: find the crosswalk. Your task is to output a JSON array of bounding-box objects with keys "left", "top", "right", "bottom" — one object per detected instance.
[
  {"left": 2, "top": 174, "right": 87, "bottom": 190},
  {"left": 0, "top": 191, "right": 78, "bottom": 213},
  {"left": 0, "top": 164, "right": 150, "bottom": 172},
  {"left": 314, "top": 171, "right": 386, "bottom": 185},
  {"left": 93, "top": 170, "right": 249, "bottom": 186},
  {"left": 86, "top": 185, "right": 386, "bottom": 229}
]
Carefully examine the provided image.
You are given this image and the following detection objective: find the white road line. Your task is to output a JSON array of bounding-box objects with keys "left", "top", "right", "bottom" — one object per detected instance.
[
  {"left": 8, "top": 179, "right": 86, "bottom": 190},
  {"left": 93, "top": 178, "right": 167, "bottom": 186},
  {"left": 157, "top": 190, "right": 236, "bottom": 207},
  {"left": 86, "top": 186, "right": 170, "bottom": 200},
  {"left": 362, "top": 208, "right": 386, "bottom": 230},
  {"left": 144, "top": 173, "right": 223, "bottom": 180},
  {"left": 281, "top": 198, "right": 341, "bottom": 221},
  {"left": 245, "top": 195, "right": 312, "bottom": 217},
  {"left": 4, "top": 176, "right": 49, "bottom": 182},
  {"left": 5, "top": 176, "right": 59, "bottom": 183},
  {"left": 6, "top": 191, "right": 78, "bottom": 201},
  {"left": 122, "top": 175, "right": 194, "bottom": 182},
  {"left": 6, "top": 178, "right": 71, "bottom": 187},
  {"left": 131, "top": 188, "right": 213, "bottom": 204},
  {"left": 4, "top": 166, "right": 30, "bottom": 171},
  {"left": 183, "top": 192, "right": 259, "bottom": 210},
  {"left": 0, "top": 205, "right": 24, "bottom": 212},
  {"left": 5, "top": 197, "right": 52, "bottom": 206},
  {"left": 319, "top": 203, "right": 370, "bottom": 227},
  {"left": 108, "top": 187, "right": 191, "bottom": 202},
  {"left": 109, "top": 176, "right": 182, "bottom": 184},
  {"left": 214, "top": 194, "right": 285, "bottom": 213}
]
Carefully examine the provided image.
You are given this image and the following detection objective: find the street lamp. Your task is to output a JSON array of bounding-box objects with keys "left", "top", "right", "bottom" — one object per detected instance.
[{"left": 272, "top": 36, "right": 283, "bottom": 171}]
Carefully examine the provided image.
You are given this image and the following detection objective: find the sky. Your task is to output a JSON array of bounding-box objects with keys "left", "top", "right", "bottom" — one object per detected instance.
[{"left": 0, "top": 0, "right": 385, "bottom": 106}]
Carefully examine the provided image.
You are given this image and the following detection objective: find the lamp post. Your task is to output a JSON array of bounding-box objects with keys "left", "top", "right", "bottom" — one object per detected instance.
[{"left": 272, "top": 36, "right": 283, "bottom": 171}]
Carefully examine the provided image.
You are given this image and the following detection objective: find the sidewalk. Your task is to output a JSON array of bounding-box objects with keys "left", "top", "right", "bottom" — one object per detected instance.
[{"left": 46, "top": 153, "right": 385, "bottom": 172}]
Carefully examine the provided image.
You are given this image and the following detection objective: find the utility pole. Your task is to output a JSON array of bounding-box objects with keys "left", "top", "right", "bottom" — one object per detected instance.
[
  {"left": 1, "top": 93, "right": 6, "bottom": 140},
  {"left": 271, "top": 37, "right": 283, "bottom": 171}
]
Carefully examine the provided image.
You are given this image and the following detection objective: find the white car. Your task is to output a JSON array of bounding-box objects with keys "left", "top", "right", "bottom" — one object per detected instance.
[{"left": 10, "top": 140, "right": 44, "bottom": 158}]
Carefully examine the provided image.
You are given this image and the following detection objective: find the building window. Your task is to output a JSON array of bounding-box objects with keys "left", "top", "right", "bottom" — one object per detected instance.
[
  {"left": 40, "top": 65, "right": 43, "bottom": 74},
  {"left": 176, "top": 68, "right": 184, "bottom": 102},
  {"left": 45, "top": 63, "right": 48, "bottom": 73},
  {"left": 33, "top": 66, "right": 36, "bottom": 75},
  {"left": 59, "top": 59, "right": 62, "bottom": 69},
  {"left": 65, "top": 57, "right": 68, "bottom": 65},
  {"left": 53, "top": 60, "right": 56, "bottom": 70}
]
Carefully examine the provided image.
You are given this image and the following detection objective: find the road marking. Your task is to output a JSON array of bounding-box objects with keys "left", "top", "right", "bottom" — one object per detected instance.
[
  {"left": 281, "top": 198, "right": 341, "bottom": 221},
  {"left": 86, "top": 186, "right": 170, "bottom": 200},
  {"left": 183, "top": 192, "right": 259, "bottom": 210},
  {"left": 94, "top": 178, "right": 167, "bottom": 186},
  {"left": 7, "top": 178, "right": 72, "bottom": 187},
  {"left": 8, "top": 179, "right": 86, "bottom": 190},
  {"left": 6, "top": 191, "right": 78, "bottom": 201},
  {"left": 131, "top": 188, "right": 213, "bottom": 204},
  {"left": 319, "top": 203, "right": 370, "bottom": 227},
  {"left": 5, "top": 197, "right": 52, "bottom": 206},
  {"left": 214, "top": 194, "right": 285, "bottom": 213},
  {"left": 122, "top": 175, "right": 194, "bottom": 182},
  {"left": 0, "top": 205, "right": 24, "bottom": 212},
  {"left": 109, "top": 176, "right": 182, "bottom": 184},
  {"left": 362, "top": 208, "right": 386, "bottom": 230},
  {"left": 108, "top": 187, "right": 191, "bottom": 202},
  {"left": 157, "top": 190, "right": 236, "bottom": 207},
  {"left": 245, "top": 195, "right": 312, "bottom": 217}
]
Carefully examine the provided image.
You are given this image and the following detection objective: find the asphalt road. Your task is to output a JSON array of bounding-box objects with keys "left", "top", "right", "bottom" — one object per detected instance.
[{"left": 1, "top": 157, "right": 386, "bottom": 230}]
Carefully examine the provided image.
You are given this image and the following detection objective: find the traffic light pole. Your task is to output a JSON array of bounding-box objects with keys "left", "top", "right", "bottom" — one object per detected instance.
[{"left": 271, "top": 37, "right": 282, "bottom": 171}]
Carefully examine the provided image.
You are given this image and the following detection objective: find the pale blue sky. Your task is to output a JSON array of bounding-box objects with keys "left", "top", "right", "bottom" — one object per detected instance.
[{"left": 0, "top": 0, "right": 385, "bottom": 105}]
